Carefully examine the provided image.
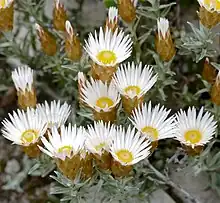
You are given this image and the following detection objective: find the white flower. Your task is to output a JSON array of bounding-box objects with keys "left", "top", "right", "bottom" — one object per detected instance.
[
  {"left": 39, "top": 124, "right": 85, "bottom": 161},
  {"left": 0, "top": 0, "right": 13, "bottom": 9},
  {"left": 108, "top": 7, "right": 118, "bottom": 23},
  {"left": 157, "top": 18, "right": 169, "bottom": 39},
  {"left": 85, "top": 121, "right": 116, "bottom": 155},
  {"left": 36, "top": 100, "right": 71, "bottom": 129},
  {"left": 12, "top": 66, "right": 34, "bottom": 93},
  {"left": 130, "top": 102, "right": 176, "bottom": 141},
  {"left": 84, "top": 27, "right": 133, "bottom": 67},
  {"left": 175, "top": 107, "right": 217, "bottom": 148},
  {"left": 110, "top": 126, "right": 151, "bottom": 166},
  {"left": 132, "top": 0, "right": 138, "bottom": 7},
  {"left": 81, "top": 78, "right": 120, "bottom": 112},
  {"left": 113, "top": 62, "right": 158, "bottom": 99},
  {"left": 198, "top": 0, "right": 220, "bottom": 12},
  {"left": 1, "top": 108, "right": 47, "bottom": 146}
]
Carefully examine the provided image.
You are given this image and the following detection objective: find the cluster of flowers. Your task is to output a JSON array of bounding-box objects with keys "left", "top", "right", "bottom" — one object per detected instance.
[
  {"left": 1, "top": 64, "right": 217, "bottom": 179},
  {"left": 0, "top": 0, "right": 219, "bottom": 180}
]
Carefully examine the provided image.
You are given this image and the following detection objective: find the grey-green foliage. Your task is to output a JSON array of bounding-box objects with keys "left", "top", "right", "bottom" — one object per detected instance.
[{"left": 177, "top": 22, "right": 217, "bottom": 63}]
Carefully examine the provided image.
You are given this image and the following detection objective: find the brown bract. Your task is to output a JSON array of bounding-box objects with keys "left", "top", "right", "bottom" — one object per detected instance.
[
  {"left": 118, "top": 0, "right": 136, "bottom": 24},
  {"left": 122, "top": 95, "right": 144, "bottom": 115},
  {"left": 155, "top": 31, "right": 176, "bottom": 62},
  {"left": 53, "top": 1, "right": 68, "bottom": 31},
  {"left": 36, "top": 26, "right": 57, "bottom": 56},
  {"left": 199, "top": 6, "right": 220, "bottom": 29},
  {"left": 0, "top": 2, "right": 14, "bottom": 31},
  {"left": 65, "top": 33, "right": 82, "bottom": 61},
  {"left": 91, "top": 63, "right": 117, "bottom": 83},
  {"left": 17, "top": 88, "right": 37, "bottom": 110},
  {"left": 93, "top": 108, "right": 117, "bottom": 123},
  {"left": 202, "top": 58, "right": 217, "bottom": 84},
  {"left": 111, "top": 159, "right": 132, "bottom": 177}
]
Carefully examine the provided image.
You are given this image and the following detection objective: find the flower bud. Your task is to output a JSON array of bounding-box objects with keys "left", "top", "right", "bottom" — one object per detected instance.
[
  {"left": 36, "top": 23, "right": 57, "bottom": 56},
  {"left": 155, "top": 18, "right": 176, "bottom": 62},
  {"left": 202, "top": 58, "right": 217, "bottom": 84},
  {"left": 211, "top": 72, "right": 220, "bottom": 105},
  {"left": 53, "top": 0, "right": 68, "bottom": 31},
  {"left": 118, "top": 0, "right": 137, "bottom": 24},
  {"left": 105, "top": 7, "right": 118, "bottom": 32},
  {"left": 0, "top": 0, "right": 14, "bottom": 31},
  {"left": 65, "top": 21, "right": 82, "bottom": 61}
]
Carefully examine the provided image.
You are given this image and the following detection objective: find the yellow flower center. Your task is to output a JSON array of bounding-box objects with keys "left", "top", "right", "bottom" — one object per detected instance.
[
  {"left": 184, "top": 130, "right": 202, "bottom": 144},
  {"left": 58, "top": 145, "right": 72, "bottom": 156},
  {"left": 95, "top": 142, "right": 106, "bottom": 151},
  {"left": 96, "top": 50, "right": 117, "bottom": 65},
  {"left": 21, "top": 130, "right": 38, "bottom": 144},
  {"left": 215, "top": 0, "right": 220, "bottom": 10},
  {"left": 204, "top": 0, "right": 212, "bottom": 7},
  {"left": 0, "top": 0, "right": 6, "bottom": 7},
  {"left": 142, "top": 126, "right": 159, "bottom": 141},
  {"left": 96, "top": 97, "right": 114, "bottom": 109},
  {"left": 116, "top": 149, "right": 133, "bottom": 163},
  {"left": 124, "top": 86, "right": 141, "bottom": 96}
]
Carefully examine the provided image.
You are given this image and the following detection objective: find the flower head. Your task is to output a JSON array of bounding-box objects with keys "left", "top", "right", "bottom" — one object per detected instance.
[
  {"left": 0, "top": 0, "right": 13, "bottom": 9},
  {"left": 198, "top": 0, "right": 220, "bottom": 12},
  {"left": 81, "top": 78, "right": 120, "bottom": 112},
  {"left": 157, "top": 18, "right": 169, "bottom": 39},
  {"left": 1, "top": 108, "right": 47, "bottom": 146},
  {"left": 84, "top": 27, "right": 132, "bottom": 67},
  {"left": 113, "top": 62, "right": 158, "bottom": 99},
  {"left": 175, "top": 107, "right": 217, "bottom": 148},
  {"left": 130, "top": 102, "right": 176, "bottom": 141},
  {"left": 12, "top": 66, "right": 34, "bottom": 93},
  {"left": 110, "top": 126, "right": 151, "bottom": 166},
  {"left": 85, "top": 121, "right": 115, "bottom": 155},
  {"left": 36, "top": 100, "right": 71, "bottom": 129},
  {"left": 39, "top": 124, "right": 85, "bottom": 161}
]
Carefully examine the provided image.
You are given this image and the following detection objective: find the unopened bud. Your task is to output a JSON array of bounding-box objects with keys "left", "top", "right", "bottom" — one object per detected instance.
[
  {"left": 211, "top": 72, "right": 220, "bottom": 105},
  {"left": 155, "top": 18, "right": 176, "bottom": 62},
  {"left": 36, "top": 24, "right": 57, "bottom": 56},
  {"left": 65, "top": 21, "right": 82, "bottom": 61},
  {"left": 105, "top": 7, "right": 118, "bottom": 32},
  {"left": 202, "top": 58, "right": 217, "bottom": 84},
  {"left": 53, "top": 0, "right": 68, "bottom": 31},
  {"left": 118, "top": 0, "right": 137, "bottom": 24}
]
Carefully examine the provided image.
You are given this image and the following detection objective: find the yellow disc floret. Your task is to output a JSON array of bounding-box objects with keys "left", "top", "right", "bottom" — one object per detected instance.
[
  {"left": 96, "top": 97, "right": 114, "bottom": 109},
  {"left": 184, "top": 130, "right": 202, "bottom": 144},
  {"left": 142, "top": 126, "right": 159, "bottom": 141},
  {"left": 96, "top": 50, "right": 117, "bottom": 65},
  {"left": 116, "top": 149, "right": 133, "bottom": 164},
  {"left": 21, "top": 129, "right": 38, "bottom": 144}
]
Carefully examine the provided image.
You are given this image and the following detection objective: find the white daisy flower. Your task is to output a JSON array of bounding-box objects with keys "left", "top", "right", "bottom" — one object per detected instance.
[
  {"left": 175, "top": 107, "right": 217, "bottom": 148},
  {"left": 157, "top": 18, "right": 169, "bottom": 39},
  {"left": 130, "top": 102, "right": 176, "bottom": 141},
  {"left": 113, "top": 62, "right": 158, "bottom": 99},
  {"left": 1, "top": 108, "right": 47, "bottom": 146},
  {"left": 108, "top": 7, "right": 118, "bottom": 23},
  {"left": 12, "top": 66, "right": 34, "bottom": 93},
  {"left": 84, "top": 27, "right": 133, "bottom": 67},
  {"left": 36, "top": 100, "right": 71, "bottom": 129},
  {"left": 85, "top": 121, "right": 116, "bottom": 155},
  {"left": 110, "top": 126, "right": 151, "bottom": 166},
  {"left": 0, "top": 0, "right": 13, "bottom": 9},
  {"left": 39, "top": 124, "right": 85, "bottom": 161},
  {"left": 81, "top": 78, "right": 120, "bottom": 112},
  {"left": 198, "top": 0, "right": 220, "bottom": 12}
]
